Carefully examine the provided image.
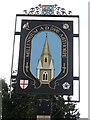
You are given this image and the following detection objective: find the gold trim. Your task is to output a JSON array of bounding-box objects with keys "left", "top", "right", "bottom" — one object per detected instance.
[{"left": 23, "top": 24, "right": 69, "bottom": 89}]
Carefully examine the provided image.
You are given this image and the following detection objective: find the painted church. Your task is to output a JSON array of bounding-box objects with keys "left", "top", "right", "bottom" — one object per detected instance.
[{"left": 36, "top": 33, "right": 54, "bottom": 84}]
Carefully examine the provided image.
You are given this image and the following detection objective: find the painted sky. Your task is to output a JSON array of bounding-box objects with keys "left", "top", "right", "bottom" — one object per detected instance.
[{"left": 30, "top": 31, "right": 61, "bottom": 78}]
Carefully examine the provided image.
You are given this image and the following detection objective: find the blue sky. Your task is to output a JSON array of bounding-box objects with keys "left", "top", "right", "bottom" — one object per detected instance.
[{"left": 30, "top": 31, "right": 62, "bottom": 78}]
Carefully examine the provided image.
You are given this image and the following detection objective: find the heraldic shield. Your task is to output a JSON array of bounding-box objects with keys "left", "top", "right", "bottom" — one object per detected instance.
[{"left": 20, "top": 80, "right": 29, "bottom": 89}]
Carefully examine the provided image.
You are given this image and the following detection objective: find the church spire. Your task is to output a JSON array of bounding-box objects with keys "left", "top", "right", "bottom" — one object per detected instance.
[
  {"left": 41, "top": 33, "right": 51, "bottom": 57},
  {"left": 37, "top": 32, "right": 54, "bottom": 83}
]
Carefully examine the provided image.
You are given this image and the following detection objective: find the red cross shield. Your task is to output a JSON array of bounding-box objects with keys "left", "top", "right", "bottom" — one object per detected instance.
[
  {"left": 20, "top": 80, "right": 29, "bottom": 89},
  {"left": 42, "top": 5, "right": 48, "bottom": 10}
]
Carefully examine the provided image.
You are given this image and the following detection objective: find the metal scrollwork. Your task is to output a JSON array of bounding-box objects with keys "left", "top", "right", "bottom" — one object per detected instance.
[{"left": 23, "top": 4, "right": 72, "bottom": 16}]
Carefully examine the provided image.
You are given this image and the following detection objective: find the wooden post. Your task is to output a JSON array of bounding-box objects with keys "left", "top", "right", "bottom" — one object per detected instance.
[
  {"left": 37, "top": 115, "right": 51, "bottom": 120},
  {"left": 37, "top": 99, "right": 51, "bottom": 120}
]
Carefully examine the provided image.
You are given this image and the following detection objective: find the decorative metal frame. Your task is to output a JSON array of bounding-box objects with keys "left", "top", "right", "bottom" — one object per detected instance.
[
  {"left": 23, "top": 4, "right": 72, "bottom": 16},
  {"left": 10, "top": 4, "right": 80, "bottom": 102}
]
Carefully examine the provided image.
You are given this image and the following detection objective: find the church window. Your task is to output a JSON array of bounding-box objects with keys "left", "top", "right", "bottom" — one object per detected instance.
[
  {"left": 43, "top": 74, "right": 45, "bottom": 80},
  {"left": 45, "top": 57, "right": 47, "bottom": 63},
  {"left": 42, "top": 71, "right": 48, "bottom": 81}
]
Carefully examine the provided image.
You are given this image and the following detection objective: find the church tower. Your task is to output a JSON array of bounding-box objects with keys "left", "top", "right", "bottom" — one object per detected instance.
[{"left": 37, "top": 33, "right": 54, "bottom": 84}]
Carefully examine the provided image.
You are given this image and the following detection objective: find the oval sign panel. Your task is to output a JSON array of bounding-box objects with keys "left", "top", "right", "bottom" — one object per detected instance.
[{"left": 24, "top": 25, "right": 68, "bottom": 85}]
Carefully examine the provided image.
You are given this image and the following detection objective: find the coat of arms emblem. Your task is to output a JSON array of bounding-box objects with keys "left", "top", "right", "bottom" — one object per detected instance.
[{"left": 20, "top": 80, "right": 29, "bottom": 89}]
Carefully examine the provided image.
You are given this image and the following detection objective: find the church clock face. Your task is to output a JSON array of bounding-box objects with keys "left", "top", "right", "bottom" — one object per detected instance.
[{"left": 17, "top": 19, "right": 73, "bottom": 95}]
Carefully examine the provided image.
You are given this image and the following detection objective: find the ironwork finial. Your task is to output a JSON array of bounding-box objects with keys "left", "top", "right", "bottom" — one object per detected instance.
[{"left": 23, "top": 4, "right": 72, "bottom": 15}]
